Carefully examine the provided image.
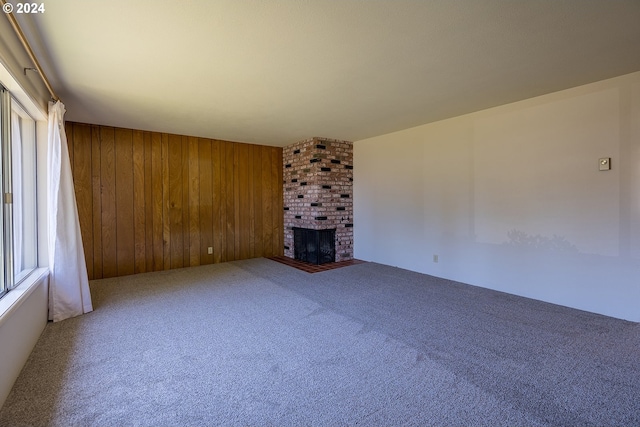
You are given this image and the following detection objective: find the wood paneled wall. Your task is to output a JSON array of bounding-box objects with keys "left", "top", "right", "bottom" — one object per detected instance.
[{"left": 66, "top": 122, "right": 283, "bottom": 280}]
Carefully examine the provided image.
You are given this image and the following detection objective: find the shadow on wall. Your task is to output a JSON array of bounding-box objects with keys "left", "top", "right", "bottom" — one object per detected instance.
[{"left": 503, "top": 229, "right": 579, "bottom": 253}]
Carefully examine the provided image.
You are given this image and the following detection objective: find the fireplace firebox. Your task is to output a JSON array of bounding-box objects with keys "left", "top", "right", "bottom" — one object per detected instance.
[{"left": 293, "top": 228, "right": 336, "bottom": 265}]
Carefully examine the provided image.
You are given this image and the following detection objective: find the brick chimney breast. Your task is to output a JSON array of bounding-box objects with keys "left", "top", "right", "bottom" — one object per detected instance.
[{"left": 283, "top": 137, "right": 353, "bottom": 262}]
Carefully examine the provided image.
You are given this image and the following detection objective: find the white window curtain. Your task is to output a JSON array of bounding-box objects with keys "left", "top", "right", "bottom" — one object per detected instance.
[{"left": 47, "top": 101, "right": 93, "bottom": 322}]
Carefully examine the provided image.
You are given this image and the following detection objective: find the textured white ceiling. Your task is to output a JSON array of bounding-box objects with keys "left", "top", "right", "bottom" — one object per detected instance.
[{"left": 16, "top": 0, "right": 640, "bottom": 146}]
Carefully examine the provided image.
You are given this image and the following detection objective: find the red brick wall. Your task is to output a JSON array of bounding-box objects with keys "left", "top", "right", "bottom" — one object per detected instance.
[{"left": 283, "top": 137, "right": 353, "bottom": 261}]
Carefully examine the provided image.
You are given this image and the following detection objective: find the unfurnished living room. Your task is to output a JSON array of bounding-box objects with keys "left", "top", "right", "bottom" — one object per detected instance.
[{"left": 0, "top": 1, "right": 639, "bottom": 426}]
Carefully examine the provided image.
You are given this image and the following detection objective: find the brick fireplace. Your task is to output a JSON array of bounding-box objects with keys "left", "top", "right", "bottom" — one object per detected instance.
[{"left": 283, "top": 137, "right": 353, "bottom": 263}]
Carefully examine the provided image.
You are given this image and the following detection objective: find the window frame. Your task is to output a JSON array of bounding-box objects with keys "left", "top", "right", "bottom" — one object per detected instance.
[
  {"left": 11, "top": 99, "right": 37, "bottom": 286},
  {"left": 0, "top": 85, "right": 38, "bottom": 300},
  {"left": 0, "top": 86, "right": 10, "bottom": 297}
]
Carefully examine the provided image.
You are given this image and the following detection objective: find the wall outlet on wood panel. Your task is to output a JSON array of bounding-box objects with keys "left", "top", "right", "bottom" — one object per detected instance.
[{"left": 208, "top": 247, "right": 213, "bottom": 255}]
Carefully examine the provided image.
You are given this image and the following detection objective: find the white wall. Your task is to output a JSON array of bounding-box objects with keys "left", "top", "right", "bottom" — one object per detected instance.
[
  {"left": 0, "top": 270, "right": 48, "bottom": 408},
  {"left": 354, "top": 72, "right": 640, "bottom": 321}
]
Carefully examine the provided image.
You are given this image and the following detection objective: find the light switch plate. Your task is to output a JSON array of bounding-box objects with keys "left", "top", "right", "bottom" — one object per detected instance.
[{"left": 599, "top": 157, "right": 611, "bottom": 171}]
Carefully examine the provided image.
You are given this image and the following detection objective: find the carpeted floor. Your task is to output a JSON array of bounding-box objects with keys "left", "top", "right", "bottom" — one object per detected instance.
[{"left": 0, "top": 258, "right": 638, "bottom": 426}]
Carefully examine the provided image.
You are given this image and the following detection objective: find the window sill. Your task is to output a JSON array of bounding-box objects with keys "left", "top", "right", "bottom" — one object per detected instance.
[{"left": 0, "top": 268, "right": 48, "bottom": 328}]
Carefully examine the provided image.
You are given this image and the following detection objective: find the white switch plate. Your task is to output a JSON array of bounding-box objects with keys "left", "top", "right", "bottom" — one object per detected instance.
[
  {"left": 208, "top": 247, "right": 213, "bottom": 254},
  {"left": 599, "top": 157, "right": 611, "bottom": 171}
]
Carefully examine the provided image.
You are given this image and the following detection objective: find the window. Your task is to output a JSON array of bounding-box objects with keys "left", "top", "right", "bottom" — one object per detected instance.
[{"left": 0, "top": 85, "right": 38, "bottom": 299}]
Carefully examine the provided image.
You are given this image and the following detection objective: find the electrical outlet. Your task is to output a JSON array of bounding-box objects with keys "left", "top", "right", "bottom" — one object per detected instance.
[
  {"left": 433, "top": 254, "right": 438, "bottom": 263},
  {"left": 207, "top": 247, "right": 213, "bottom": 255}
]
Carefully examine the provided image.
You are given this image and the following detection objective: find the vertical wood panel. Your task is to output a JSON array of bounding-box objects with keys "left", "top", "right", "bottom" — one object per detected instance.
[
  {"left": 100, "top": 127, "right": 117, "bottom": 278},
  {"left": 211, "top": 140, "right": 223, "bottom": 263},
  {"left": 262, "top": 146, "right": 274, "bottom": 256},
  {"left": 70, "top": 123, "right": 283, "bottom": 279},
  {"left": 115, "top": 128, "right": 135, "bottom": 276},
  {"left": 199, "top": 138, "right": 213, "bottom": 264},
  {"left": 233, "top": 143, "right": 241, "bottom": 259},
  {"left": 91, "top": 125, "right": 103, "bottom": 279},
  {"left": 162, "top": 134, "right": 171, "bottom": 270},
  {"left": 168, "top": 134, "right": 183, "bottom": 269},
  {"left": 274, "top": 147, "right": 284, "bottom": 254},
  {"left": 72, "top": 124, "right": 93, "bottom": 279},
  {"left": 224, "top": 141, "right": 235, "bottom": 261},
  {"left": 133, "top": 130, "right": 146, "bottom": 274},
  {"left": 143, "top": 132, "right": 154, "bottom": 272},
  {"left": 252, "top": 147, "right": 264, "bottom": 257},
  {"left": 182, "top": 136, "right": 190, "bottom": 267},
  {"left": 238, "top": 143, "right": 250, "bottom": 259},
  {"left": 151, "top": 132, "right": 164, "bottom": 271},
  {"left": 188, "top": 136, "right": 200, "bottom": 266},
  {"left": 248, "top": 145, "right": 256, "bottom": 258}
]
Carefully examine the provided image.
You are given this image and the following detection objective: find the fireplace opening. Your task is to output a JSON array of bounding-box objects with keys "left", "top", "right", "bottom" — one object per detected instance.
[{"left": 293, "top": 228, "right": 335, "bottom": 265}]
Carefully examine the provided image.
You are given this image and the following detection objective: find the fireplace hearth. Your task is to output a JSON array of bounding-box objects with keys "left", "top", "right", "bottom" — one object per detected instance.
[{"left": 293, "top": 228, "right": 335, "bottom": 265}]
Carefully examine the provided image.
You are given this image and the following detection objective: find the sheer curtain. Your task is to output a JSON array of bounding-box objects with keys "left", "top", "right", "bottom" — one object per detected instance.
[{"left": 47, "top": 101, "right": 92, "bottom": 322}]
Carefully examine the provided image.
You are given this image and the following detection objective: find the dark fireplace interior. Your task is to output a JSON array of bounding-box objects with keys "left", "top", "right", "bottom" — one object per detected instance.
[{"left": 293, "top": 228, "right": 336, "bottom": 265}]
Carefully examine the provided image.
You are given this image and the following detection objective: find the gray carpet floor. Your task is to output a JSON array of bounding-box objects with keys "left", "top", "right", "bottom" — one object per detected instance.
[{"left": 0, "top": 258, "right": 638, "bottom": 426}]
